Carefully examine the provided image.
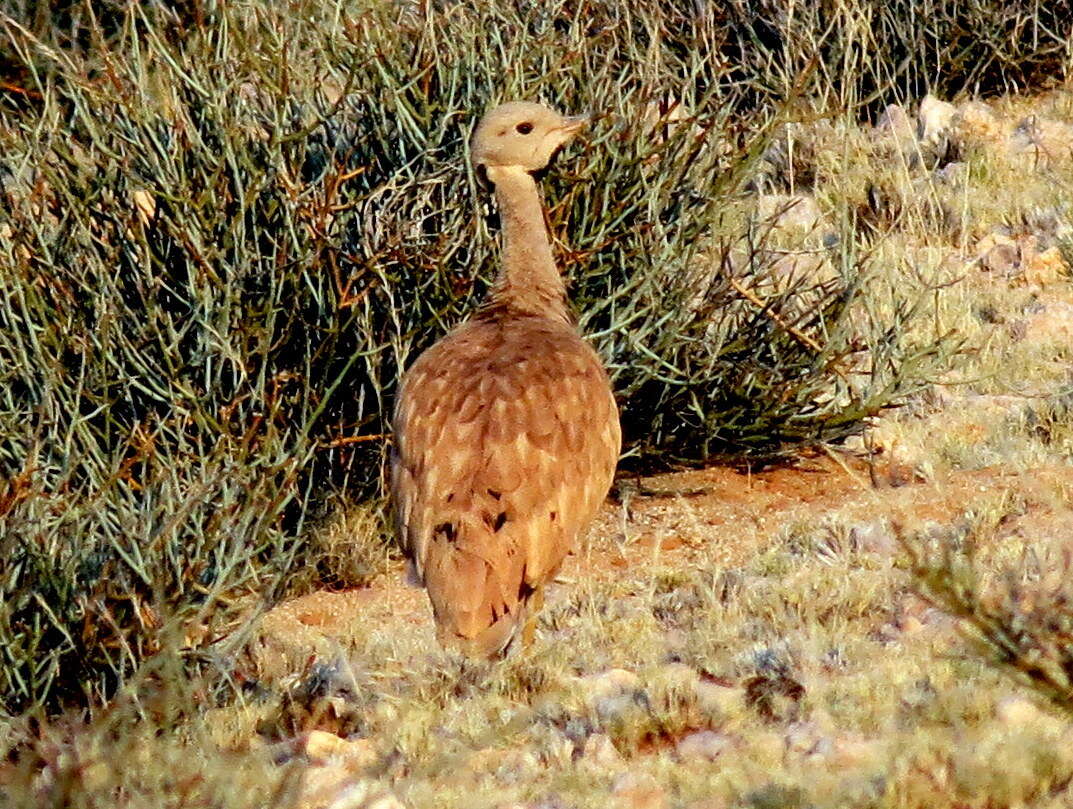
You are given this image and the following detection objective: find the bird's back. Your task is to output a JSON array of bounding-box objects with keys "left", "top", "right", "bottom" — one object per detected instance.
[{"left": 390, "top": 306, "right": 620, "bottom": 654}]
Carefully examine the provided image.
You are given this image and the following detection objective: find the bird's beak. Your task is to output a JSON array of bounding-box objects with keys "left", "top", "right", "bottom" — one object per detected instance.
[
  {"left": 560, "top": 114, "right": 590, "bottom": 135},
  {"left": 553, "top": 115, "right": 589, "bottom": 152}
]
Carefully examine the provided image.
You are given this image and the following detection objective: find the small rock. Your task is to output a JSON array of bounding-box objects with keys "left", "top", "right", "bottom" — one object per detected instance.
[
  {"left": 755, "top": 193, "right": 826, "bottom": 233},
  {"left": 295, "top": 773, "right": 405, "bottom": 809},
  {"left": 995, "top": 695, "right": 1047, "bottom": 727},
  {"left": 829, "top": 735, "right": 884, "bottom": 769},
  {"left": 302, "top": 731, "right": 377, "bottom": 769},
  {"left": 694, "top": 680, "right": 744, "bottom": 718},
  {"left": 784, "top": 722, "right": 832, "bottom": 757},
  {"left": 652, "top": 662, "right": 700, "bottom": 692},
  {"left": 1020, "top": 206, "right": 1072, "bottom": 249},
  {"left": 574, "top": 668, "right": 641, "bottom": 704},
  {"left": 596, "top": 693, "right": 643, "bottom": 724},
  {"left": 676, "top": 730, "right": 734, "bottom": 761},
  {"left": 875, "top": 622, "right": 901, "bottom": 645},
  {"left": 467, "top": 746, "right": 540, "bottom": 780},
  {"left": 580, "top": 733, "right": 626, "bottom": 770},
  {"left": 611, "top": 772, "right": 668, "bottom": 809},
  {"left": 934, "top": 161, "right": 967, "bottom": 184},
  {"left": 871, "top": 105, "right": 918, "bottom": 164},
  {"left": 1007, "top": 319, "right": 1029, "bottom": 342},
  {"left": 1009, "top": 116, "right": 1073, "bottom": 168},
  {"left": 749, "top": 729, "right": 786, "bottom": 761},
  {"left": 895, "top": 594, "right": 955, "bottom": 637},
  {"left": 1025, "top": 302, "right": 1073, "bottom": 343},
  {"left": 345, "top": 787, "right": 407, "bottom": 809},
  {"left": 953, "top": 100, "right": 1002, "bottom": 148},
  {"left": 1020, "top": 246, "right": 1068, "bottom": 287},
  {"left": 917, "top": 95, "right": 957, "bottom": 147},
  {"left": 899, "top": 615, "right": 925, "bottom": 635},
  {"left": 981, "top": 242, "right": 1022, "bottom": 276},
  {"left": 849, "top": 520, "right": 898, "bottom": 556},
  {"left": 875, "top": 104, "right": 914, "bottom": 139}
]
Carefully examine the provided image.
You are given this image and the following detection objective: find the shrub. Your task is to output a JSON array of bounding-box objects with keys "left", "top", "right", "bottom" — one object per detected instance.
[
  {"left": 0, "top": 0, "right": 1026, "bottom": 710},
  {"left": 903, "top": 510, "right": 1073, "bottom": 715}
]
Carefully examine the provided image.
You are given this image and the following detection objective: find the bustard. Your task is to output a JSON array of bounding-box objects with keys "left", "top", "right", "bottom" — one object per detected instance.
[{"left": 389, "top": 101, "right": 621, "bottom": 656}]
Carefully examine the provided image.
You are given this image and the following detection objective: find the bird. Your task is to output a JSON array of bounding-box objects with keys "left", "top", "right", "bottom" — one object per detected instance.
[{"left": 389, "top": 101, "right": 621, "bottom": 657}]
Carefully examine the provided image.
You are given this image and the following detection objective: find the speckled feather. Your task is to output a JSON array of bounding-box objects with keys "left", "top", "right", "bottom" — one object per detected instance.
[{"left": 391, "top": 304, "right": 620, "bottom": 654}]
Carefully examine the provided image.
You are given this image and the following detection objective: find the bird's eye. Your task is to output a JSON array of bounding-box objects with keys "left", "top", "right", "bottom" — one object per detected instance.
[{"left": 515, "top": 122, "right": 534, "bottom": 135}]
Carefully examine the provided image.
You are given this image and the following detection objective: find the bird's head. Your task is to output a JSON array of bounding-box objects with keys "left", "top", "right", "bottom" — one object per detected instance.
[{"left": 470, "top": 101, "right": 588, "bottom": 173}]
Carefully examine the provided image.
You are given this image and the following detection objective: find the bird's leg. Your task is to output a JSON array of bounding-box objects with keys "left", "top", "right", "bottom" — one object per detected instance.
[{"left": 520, "top": 585, "right": 545, "bottom": 647}]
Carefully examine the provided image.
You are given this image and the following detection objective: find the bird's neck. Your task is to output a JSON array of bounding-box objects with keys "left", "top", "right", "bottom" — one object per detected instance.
[{"left": 483, "top": 165, "right": 570, "bottom": 322}]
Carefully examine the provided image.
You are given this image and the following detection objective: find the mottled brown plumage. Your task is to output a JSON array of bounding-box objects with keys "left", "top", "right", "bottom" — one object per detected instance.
[{"left": 390, "top": 102, "right": 621, "bottom": 656}]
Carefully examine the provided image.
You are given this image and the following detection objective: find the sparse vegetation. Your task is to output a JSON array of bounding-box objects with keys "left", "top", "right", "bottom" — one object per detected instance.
[
  {"left": 1, "top": 0, "right": 1073, "bottom": 807},
  {"left": 904, "top": 505, "right": 1073, "bottom": 715}
]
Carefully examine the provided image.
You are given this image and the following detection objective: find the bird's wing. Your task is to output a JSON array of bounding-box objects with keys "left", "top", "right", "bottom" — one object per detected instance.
[{"left": 390, "top": 317, "right": 620, "bottom": 644}]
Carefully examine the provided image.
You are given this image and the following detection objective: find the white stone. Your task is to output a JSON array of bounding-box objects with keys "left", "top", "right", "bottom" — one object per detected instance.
[
  {"left": 918, "top": 94, "right": 957, "bottom": 146},
  {"left": 849, "top": 521, "right": 898, "bottom": 555},
  {"left": 995, "top": 695, "right": 1046, "bottom": 727},
  {"left": 676, "top": 730, "right": 734, "bottom": 761},
  {"left": 580, "top": 733, "right": 626, "bottom": 770},
  {"left": 755, "top": 193, "right": 826, "bottom": 233},
  {"left": 694, "top": 680, "right": 744, "bottom": 717},
  {"left": 574, "top": 668, "right": 641, "bottom": 703},
  {"left": 875, "top": 104, "right": 914, "bottom": 138}
]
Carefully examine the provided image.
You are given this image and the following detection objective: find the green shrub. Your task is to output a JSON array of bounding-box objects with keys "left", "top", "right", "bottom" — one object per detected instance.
[
  {"left": 1, "top": 0, "right": 1039, "bottom": 711},
  {"left": 720, "top": 0, "right": 1073, "bottom": 115},
  {"left": 903, "top": 509, "right": 1073, "bottom": 716}
]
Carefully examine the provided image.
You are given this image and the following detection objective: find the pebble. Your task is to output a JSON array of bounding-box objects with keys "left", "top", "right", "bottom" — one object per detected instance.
[
  {"left": 301, "top": 731, "right": 377, "bottom": 769},
  {"left": 995, "top": 695, "right": 1049, "bottom": 727},
  {"left": 580, "top": 733, "right": 626, "bottom": 770},
  {"left": 784, "top": 721, "right": 832, "bottom": 757},
  {"left": 754, "top": 193, "right": 826, "bottom": 233},
  {"left": 596, "top": 693, "right": 643, "bottom": 724},
  {"left": 830, "top": 735, "right": 884, "bottom": 769},
  {"left": 651, "top": 662, "right": 700, "bottom": 692},
  {"left": 849, "top": 520, "right": 899, "bottom": 556},
  {"left": 1026, "top": 301, "right": 1073, "bottom": 343},
  {"left": 875, "top": 104, "right": 914, "bottom": 139},
  {"left": 953, "top": 100, "right": 1002, "bottom": 146},
  {"left": 610, "top": 772, "right": 668, "bottom": 809},
  {"left": 918, "top": 95, "right": 956, "bottom": 147},
  {"left": 981, "top": 242, "right": 1022, "bottom": 276},
  {"left": 574, "top": 668, "right": 641, "bottom": 703},
  {"left": 1009, "top": 117, "right": 1073, "bottom": 168},
  {"left": 934, "top": 161, "right": 968, "bottom": 184},
  {"left": 295, "top": 773, "right": 405, "bottom": 809},
  {"left": 694, "top": 680, "right": 744, "bottom": 718},
  {"left": 676, "top": 730, "right": 734, "bottom": 761},
  {"left": 1021, "top": 247, "right": 1068, "bottom": 287}
]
